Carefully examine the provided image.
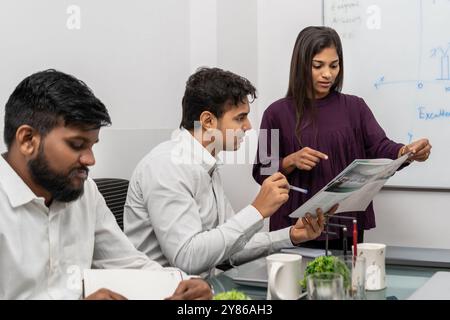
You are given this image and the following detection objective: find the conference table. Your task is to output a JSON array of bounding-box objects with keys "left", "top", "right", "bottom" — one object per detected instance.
[{"left": 208, "top": 247, "right": 450, "bottom": 300}]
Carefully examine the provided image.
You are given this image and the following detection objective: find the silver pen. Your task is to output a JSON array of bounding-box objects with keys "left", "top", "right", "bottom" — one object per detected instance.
[{"left": 288, "top": 185, "right": 308, "bottom": 194}]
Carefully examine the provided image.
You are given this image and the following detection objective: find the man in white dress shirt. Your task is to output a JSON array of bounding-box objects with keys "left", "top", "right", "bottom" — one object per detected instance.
[
  {"left": 0, "top": 69, "right": 211, "bottom": 300},
  {"left": 124, "top": 67, "right": 335, "bottom": 277}
]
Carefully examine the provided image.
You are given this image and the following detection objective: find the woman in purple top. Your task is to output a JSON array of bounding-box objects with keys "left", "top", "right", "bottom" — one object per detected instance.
[{"left": 253, "top": 26, "right": 432, "bottom": 250}]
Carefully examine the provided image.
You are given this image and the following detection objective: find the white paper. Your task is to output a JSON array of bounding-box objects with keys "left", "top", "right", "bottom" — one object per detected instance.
[
  {"left": 83, "top": 269, "right": 183, "bottom": 300},
  {"left": 289, "top": 154, "right": 410, "bottom": 218}
]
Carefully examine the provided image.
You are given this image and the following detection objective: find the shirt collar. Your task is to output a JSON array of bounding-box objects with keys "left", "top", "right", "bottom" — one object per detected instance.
[
  {"left": 0, "top": 154, "right": 40, "bottom": 208},
  {"left": 176, "top": 128, "right": 220, "bottom": 175}
]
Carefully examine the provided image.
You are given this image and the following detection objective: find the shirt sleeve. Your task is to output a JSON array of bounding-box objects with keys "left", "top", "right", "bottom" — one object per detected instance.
[
  {"left": 141, "top": 159, "right": 269, "bottom": 276},
  {"left": 358, "top": 98, "right": 404, "bottom": 160},
  {"left": 229, "top": 227, "right": 293, "bottom": 266},
  {"left": 217, "top": 184, "right": 293, "bottom": 266},
  {"left": 252, "top": 108, "right": 285, "bottom": 185}
]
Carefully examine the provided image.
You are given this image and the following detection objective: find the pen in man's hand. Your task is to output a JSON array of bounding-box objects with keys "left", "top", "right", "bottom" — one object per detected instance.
[{"left": 288, "top": 185, "right": 308, "bottom": 194}]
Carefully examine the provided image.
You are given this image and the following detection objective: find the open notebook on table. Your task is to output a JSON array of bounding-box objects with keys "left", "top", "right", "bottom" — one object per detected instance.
[{"left": 83, "top": 269, "right": 183, "bottom": 300}]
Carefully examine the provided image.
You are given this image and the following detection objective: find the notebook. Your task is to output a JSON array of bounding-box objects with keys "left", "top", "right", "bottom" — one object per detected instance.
[
  {"left": 83, "top": 269, "right": 183, "bottom": 300},
  {"left": 407, "top": 271, "right": 450, "bottom": 300}
]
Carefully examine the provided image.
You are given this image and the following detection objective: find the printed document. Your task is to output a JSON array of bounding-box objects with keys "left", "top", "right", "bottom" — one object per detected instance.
[{"left": 289, "top": 154, "right": 410, "bottom": 218}]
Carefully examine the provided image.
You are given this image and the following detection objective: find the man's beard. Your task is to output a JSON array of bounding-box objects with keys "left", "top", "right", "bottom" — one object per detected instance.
[{"left": 28, "top": 147, "right": 88, "bottom": 203}]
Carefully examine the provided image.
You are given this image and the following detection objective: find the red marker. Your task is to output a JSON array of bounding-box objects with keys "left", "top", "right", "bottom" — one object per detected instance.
[{"left": 353, "top": 219, "right": 358, "bottom": 256}]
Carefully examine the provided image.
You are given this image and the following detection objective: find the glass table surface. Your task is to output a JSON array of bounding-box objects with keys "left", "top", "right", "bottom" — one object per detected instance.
[{"left": 208, "top": 263, "right": 447, "bottom": 300}]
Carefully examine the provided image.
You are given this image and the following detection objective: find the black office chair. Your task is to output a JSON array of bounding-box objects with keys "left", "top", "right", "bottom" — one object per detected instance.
[{"left": 93, "top": 178, "right": 130, "bottom": 230}]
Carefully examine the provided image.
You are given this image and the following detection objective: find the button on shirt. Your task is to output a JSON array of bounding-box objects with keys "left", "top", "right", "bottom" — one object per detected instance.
[
  {"left": 0, "top": 155, "right": 163, "bottom": 300},
  {"left": 124, "top": 129, "right": 293, "bottom": 277}
]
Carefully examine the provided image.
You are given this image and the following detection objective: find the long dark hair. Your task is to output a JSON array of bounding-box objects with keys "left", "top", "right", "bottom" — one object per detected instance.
[{"left": 286, "top": 26, "right": 344, "bottom": 143}]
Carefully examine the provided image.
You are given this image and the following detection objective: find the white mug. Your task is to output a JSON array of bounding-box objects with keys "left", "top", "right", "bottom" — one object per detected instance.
[
  {"left": 355, "top": 243, "right": 386, "bottom": 290},
  {"left": 266, "top": 253, "right": 302, "bottom": 300}
]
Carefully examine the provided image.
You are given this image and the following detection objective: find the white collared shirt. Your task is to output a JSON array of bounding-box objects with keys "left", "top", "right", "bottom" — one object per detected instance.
[
  {"left": 0, "top": 155, "right": 163, "bottom": 300},
  {"left": 124, "top": 129, "right": 292, "bottom": 277}
]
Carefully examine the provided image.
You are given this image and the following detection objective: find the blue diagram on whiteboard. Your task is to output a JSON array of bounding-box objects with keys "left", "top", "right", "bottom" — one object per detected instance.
[
  {"left": 374, "top": 43, "right": 450, "bottom": 91},
  {"left": 431, "top": 44, "right": 450, "bottom": 80},
  {"left": 373, "top": 0, "right": 450, "bottom": 92}
]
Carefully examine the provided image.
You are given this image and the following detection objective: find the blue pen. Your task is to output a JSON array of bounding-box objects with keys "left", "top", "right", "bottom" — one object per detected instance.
[{"left": 288, "top": 185, "right": 308, "bottom": 194}]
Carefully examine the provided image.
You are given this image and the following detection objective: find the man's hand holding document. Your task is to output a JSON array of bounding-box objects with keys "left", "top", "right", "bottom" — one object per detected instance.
[{"left": 289, "top": 153, "right": 410, "bottom": 218}]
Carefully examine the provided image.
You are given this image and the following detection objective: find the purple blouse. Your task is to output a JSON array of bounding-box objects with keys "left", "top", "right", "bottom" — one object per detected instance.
[{"left": 252, "top": 91, "right": 404, "bottom": 240}]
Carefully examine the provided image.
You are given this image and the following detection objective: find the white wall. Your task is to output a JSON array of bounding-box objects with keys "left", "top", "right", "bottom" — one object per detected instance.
[
  {"left": 1, "top": 0, "right": 448, "bottom": 248},
  {"left": 0, "top": 0, "right": 191, "bottom": 179},
  {"left": 256, "top": 0, "right": 323, "bottom": 129},
  {"left": 214, "top": 0, "right": 259, "bottom": 213},
  {"left": 368, "top": 190, "right": 450, "bottom": 248}
]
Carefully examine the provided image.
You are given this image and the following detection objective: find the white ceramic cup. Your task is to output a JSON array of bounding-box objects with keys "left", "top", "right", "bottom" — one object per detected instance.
[
  {"left": 266, "top": 253, "right": 302, "bottom": 300},
  {"left": 354, "top": 243, "right": 386, "bottom": 290}
]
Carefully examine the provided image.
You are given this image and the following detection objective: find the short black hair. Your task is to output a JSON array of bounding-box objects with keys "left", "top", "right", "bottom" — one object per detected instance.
[
  {"left": 180, "top": 67, "right": 257, "bottom": 130},
  {"left": 3, "top": 69, "right": 111, "bottom": 149}
]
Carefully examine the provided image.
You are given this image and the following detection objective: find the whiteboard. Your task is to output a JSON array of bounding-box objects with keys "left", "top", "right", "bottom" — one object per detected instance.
[{"left": 324, "top": 0, "right": 450, "bottom": 189}]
